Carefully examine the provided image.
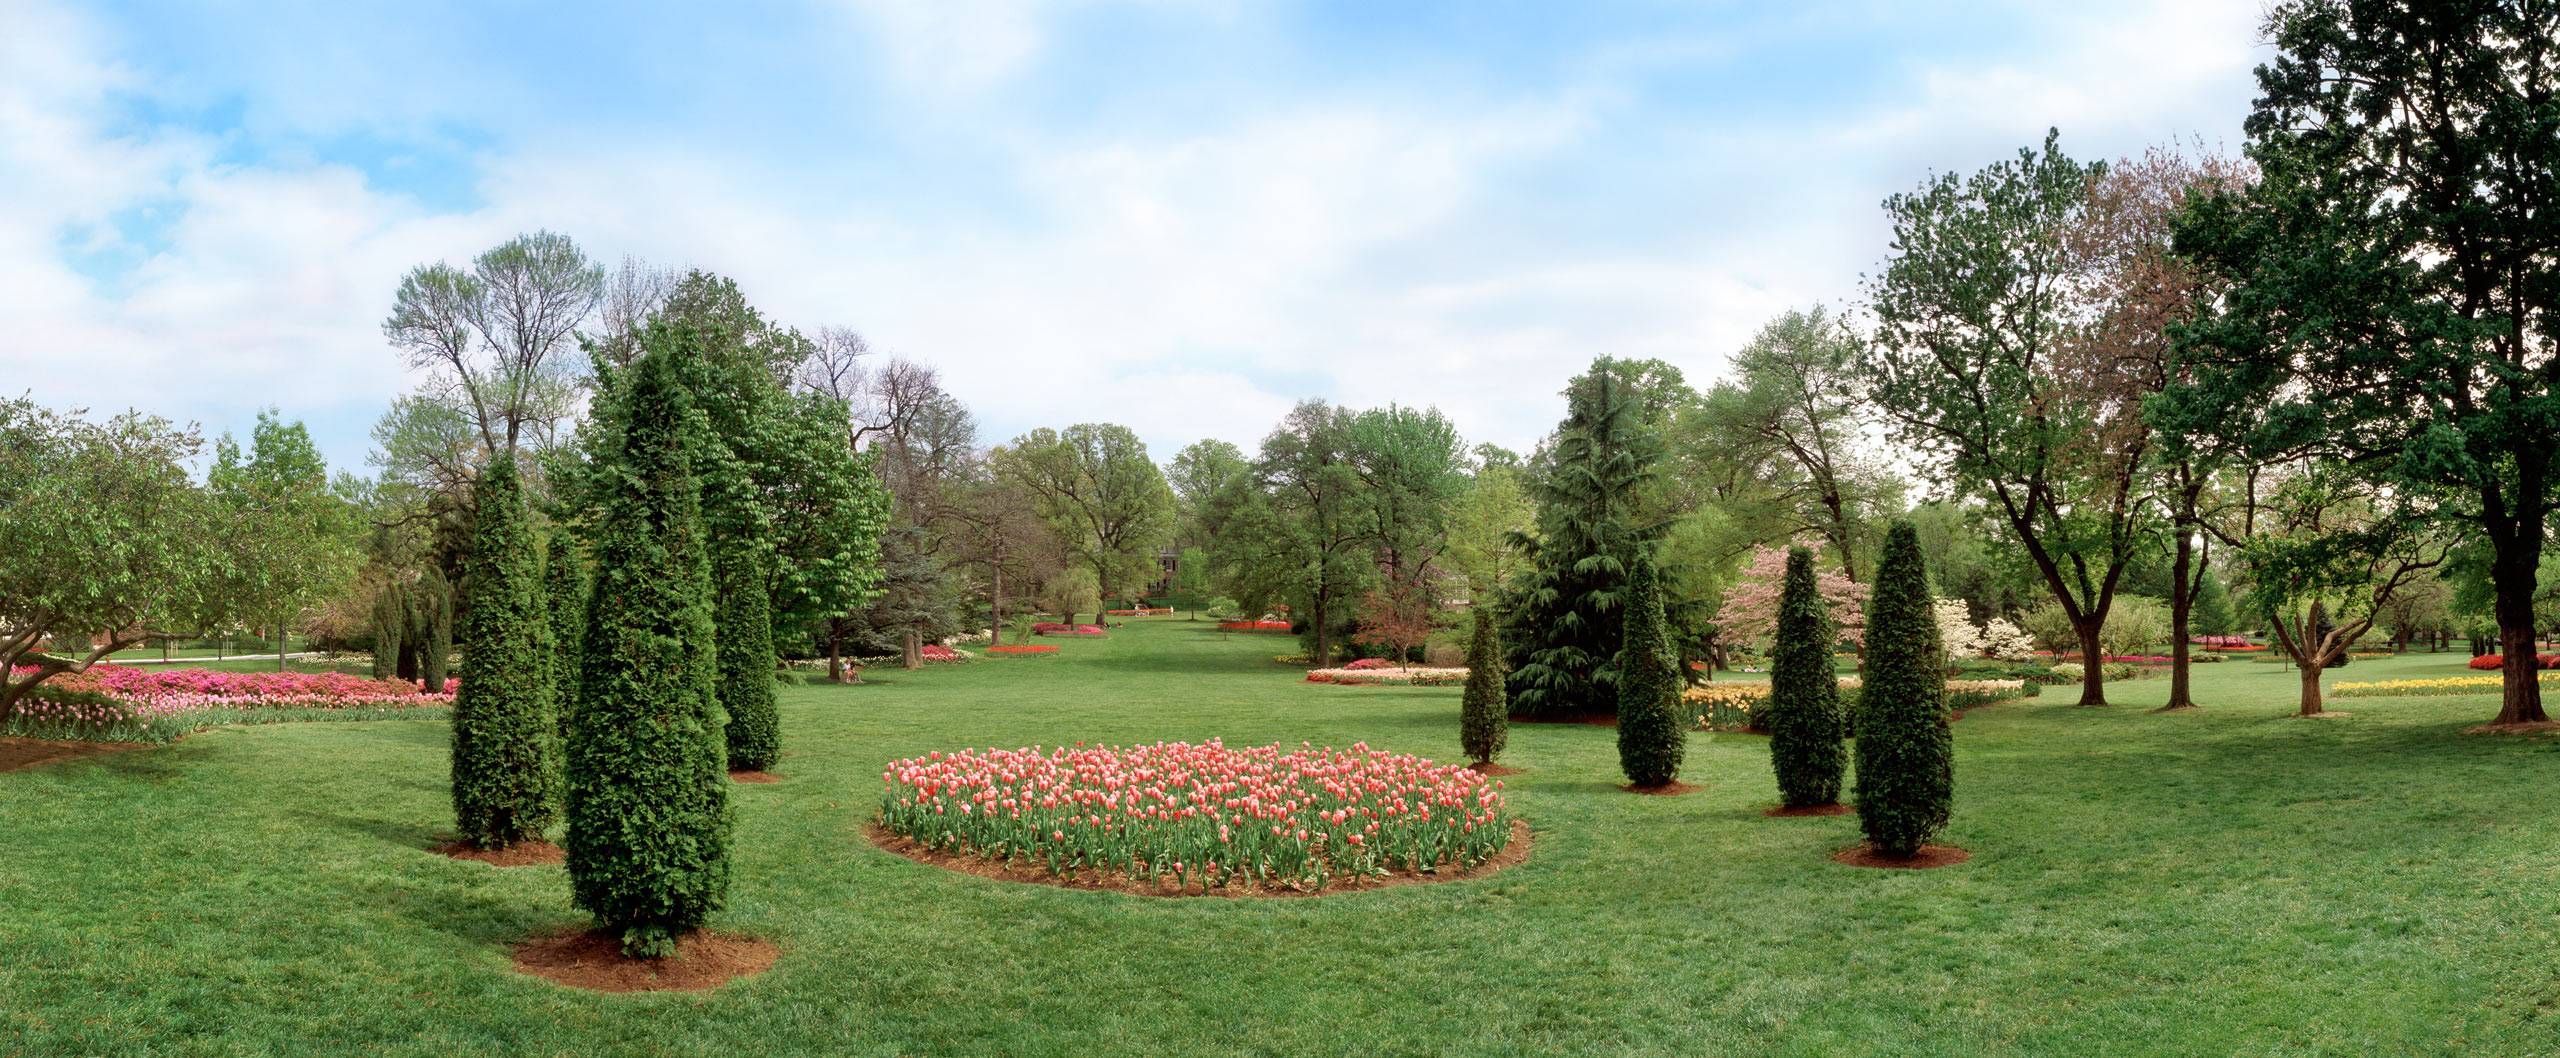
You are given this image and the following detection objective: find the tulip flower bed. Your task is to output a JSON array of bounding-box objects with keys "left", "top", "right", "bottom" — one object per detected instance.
[
  {"left": 1304, "top": 666, "right": 1468, "bottom": 687},
  {"left": 4, "top": 664, "right": 453, "bottom": 743},
  {"left": 875, "top": 739, "right": 1516, "bottom": 894},
  {"left": 2333, "top": 671, "right": 2560, "bottom": 698},
  {"left": 987, "top": 644, "right": 1060, "bottom": 655},
  {"left": 920, "top": 644, "right": 967, "bottom": 663},
  {"left": 1031, "top": 622, "right": 1109, "bottom": 637},
  {"left": 1218, "top": 620, "right": 1292, "bottom": 632},
  {"left": 2467, "top": 654, "right": 2560, "bottom": 671},
  {"left": 1684, "top": 677, "right": 2035, "bottom": 731}
]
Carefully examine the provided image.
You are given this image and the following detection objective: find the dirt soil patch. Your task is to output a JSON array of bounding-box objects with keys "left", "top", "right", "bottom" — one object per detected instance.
[
  {"left": 2464, "top": 720, "right": 2560, "bottom": 737},
  {"left": 1467, "top": 762, "right": 1524, "bottom": 777},
  {"left": 512, "top": 928, "right": 777, "bottom": 993},
  {"left": 1832, "top": 843, "right": 1971, "bottom": 869},
  {"left": 864, "top": 818, "right": 1532, "bottom": 899},
  {"left": 1764, "top": 803, "right": 1854, "bottom": 817},
  {"left": 436, "top": 840, "right": 565, "bottom": 867},
  {"left": 729, "top": 770, "right": 783, "bottom": 784},
  {"left": 0, "top": 737, "right": 148, "bottom": 773},
  {"left": 1624, "top": 780, "right": 1701, "bottom": 796}
]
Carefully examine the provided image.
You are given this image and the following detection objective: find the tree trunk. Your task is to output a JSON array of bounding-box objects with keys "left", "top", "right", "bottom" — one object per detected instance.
[
  {"left": 2296, "top": 661, "right": 2325, "bottom": 717},
  {"left": 991, "top": 564, "right": 1005, "bottom": 646},
  {"left": 2163, "top": 527, "right": 2197, "bottom": 710},
  {"left": 901, "top": 630, "right": 923, "bottom": 670},
  {"left": 2491, "top": 554, "right": 2549, "bottom": 725},
  {"left": 2074, "top": 617, "right": 2109, "bottom": 706},
  {"left": 826, "top": 626, "right": 846, "bottom": 683},
  {"left": 277, "top": 619, "right": 289, "bottom": 673}
]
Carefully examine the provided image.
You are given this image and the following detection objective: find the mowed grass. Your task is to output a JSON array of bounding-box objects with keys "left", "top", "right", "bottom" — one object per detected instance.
[{"left": 3, "top": 621, "right": 2556, "bottom": 1057}]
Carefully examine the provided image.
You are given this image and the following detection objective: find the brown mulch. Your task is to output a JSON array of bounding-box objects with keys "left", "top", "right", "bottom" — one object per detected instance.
[
  {"left": 1624, "top": 780, "right": 1701, "bottom": 796},
  {"left": 511, "top": 928, "right": 777, "bottom": 993},
  {"left": 2463, "top": 720, "right": 2560, "bottom": 737},
  {"left": 1467, "top": 762, "right": 1524, "bottom": 776},
  {"left": 1511, "top": 714, "right": 1618, "bottom": 727},
  {"left": 1763, "top": 803, "right": 1854, "bottom": 817},
  {"left": 0, "top": 737, "right": 148, "bottom": 773},
  {"left": 1832, "top": 843, "right": 1971, "bottom": 869},
  {"left": 729, "top": 770, "right": 783, "bottom": 784},
  {"left": 862, "top": 818, "right": 1532, "bottom": 899},
  {"left": 436, "top": 840, "right": 565, "bottom": 867}
]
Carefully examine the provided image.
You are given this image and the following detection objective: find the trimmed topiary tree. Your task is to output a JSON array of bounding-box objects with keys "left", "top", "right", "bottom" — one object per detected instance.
[
  {"left": 448, "top": 453, "right": 560, "bottom": 850},
  {"left": 1460, "top": 606, "right": 1509, "bottom": 768},
  {"left": 565, "top": 334, "right": 733, "bottom": 959},
  {"left": 1767, "top": 545, "right": 1846, "bottom": 809},
  {"left": 1615, "top": 550, "right": 1685, "bottom": 789},
  {"left": 541, "top": 534, "right": 586, "bottom": 732},
  {"left": 1853, "top": 522, "right": 1954, "bottom": 857},
  {"left": 370, "top": 579, "right": 404, "bottom": 680},
  {"left": 412, "top": 565, "right": 452, "bottom": 694},
  {"left": 705, "top": 468, "right": 780, "bottom": 772}
]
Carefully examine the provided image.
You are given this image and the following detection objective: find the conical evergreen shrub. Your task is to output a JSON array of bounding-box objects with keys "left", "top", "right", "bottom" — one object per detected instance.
[
  {"left": 412, "top": 566, "right": 452, "bottom": 694},
  {"left": 1767, "top": 546, "right": 1846, "bottom": 808},
  {"left": 565, "top": 333, "right": 733, "bottom": 959},
  {"left": 541, "top": 535, "right": 586, "bottom": 732},
  {"left": 448, "top": 454, "right": 560, "bottom": 849},
  {"left": 370, "top": 580, "right": 404, "bottom": 680},
  {"left": 1460, "top": 606, "right": 1509, "bottom": 767},
  {"left": 707, "top": 479, "right": 780, "bottom": 772},
  {"left": 1615, "top": 551, "right": 1685, "bottom": 788},
  {"left": 1853, "top": 522, "right": 1954, "bottom": 857}
]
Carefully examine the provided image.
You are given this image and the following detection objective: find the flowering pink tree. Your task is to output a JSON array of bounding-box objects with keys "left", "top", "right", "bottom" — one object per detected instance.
[{"left": 1715, "top": 546, "right": 1867, "bottom": 647}]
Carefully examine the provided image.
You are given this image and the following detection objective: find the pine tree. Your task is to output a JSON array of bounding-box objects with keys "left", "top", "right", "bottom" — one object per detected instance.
[
  {"left": 448, "top": 454, "right": 560, "bottom": 849},
  {"left": 1460, "top": 606, "right": 1509, "bottom": 767},
  {"left": 412, "top": 566, "right": 452, "bottom": 695},
  {"left": 1615, "top": 550, "right": 1685, "bottom": 788},
  {"left": 1767, "top": 546, "right": 1846, "bottom": 808},
  {"left": 1504, "top": 360, "right": 1665, "bottom": 719},
  {"left": 565, "top": 332, "right": 732, "bottom": 959},
  {"left": 1854, "top": 522, "right": 1954, "bottom": 857},
  {"left": 542, "top": 534, "right": 587, "bottom": 731}
]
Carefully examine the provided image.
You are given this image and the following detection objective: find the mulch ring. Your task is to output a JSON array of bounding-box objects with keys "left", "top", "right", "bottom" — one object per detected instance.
[
  {"left": 1624, "top": 780, "right": 1701, "bottom": 796},
  {"left": 512, "top": 928, "right": 777, "bottom": 993},
  {"left": 729, "top": 770, "right": 783, "bottom": 784},
  {"left": 862, "top": 818, "right": 1532, "bottom": 899},
  {"left": 1763, "top": 803, "right": 1854, "bottom": 817},
  {"left": 1467, "top": 762, "right": 1525, "bottom": 777},
  {"left": 2464, "top": 720, "right": 2560, "bottom": 737},
  {"left": 436, "top": 840, "right": 565, "bottom": 867},
  {"left": 1832, "top": 843, "right": 1971, "bottom": 870},
  {"left": 0, "top": 737, "right": 149, "bottom": 773}
]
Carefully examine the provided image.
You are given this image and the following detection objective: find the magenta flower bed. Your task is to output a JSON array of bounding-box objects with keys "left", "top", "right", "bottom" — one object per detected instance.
[
  {"left": 878, "top": 739, "right": 1514, "bottom": 892},
  {"left": 8, "top": 663, "right": 452, "bottom": 743},
  {"left": 1031, "top": 622, "right": 1107, "bottom": 636}
]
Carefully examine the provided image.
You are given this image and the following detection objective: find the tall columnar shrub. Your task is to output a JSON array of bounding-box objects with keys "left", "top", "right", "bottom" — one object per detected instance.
[
  {"left": 711, "top": 523, "right": 779, "bottom": 772},
  {"left": 1460, "top": 606, "right": 1509, "bottom": 767},
  {"left": 370, "top": 580, "right": 404, "bottom": 679},
  {"left": 1854, "top": 522, "right": 1954, "bottom": 856},
  {"left": 1614, "top": 551, "right": 1685, "bottom": 788},
  {"left": 412, "top": 566, "right": 452, "bottom": 694},
  {"left": 448, "top": 454, "right": 560, "bottom": 850},
  {"left": 1767, "top": 546, "right": 1846, "bottom": 808},
  {"left": 565, "top": 335, "right": 732, "bottom": 959},
  {"left": 542, "top": 535, "right": 587, "bottom": 731}
]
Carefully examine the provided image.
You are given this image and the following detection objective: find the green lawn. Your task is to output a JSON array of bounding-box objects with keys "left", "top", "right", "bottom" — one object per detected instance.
[{"left": 3, "top": 620, "right": 2555, "bottom": 1057}]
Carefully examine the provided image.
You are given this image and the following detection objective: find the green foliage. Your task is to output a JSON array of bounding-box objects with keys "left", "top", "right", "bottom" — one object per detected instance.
[
  {"left": 995, "top": 423, "right": 1176, "bottom": 613},
  {"left": 1854, "top": 523, "right": 1954, "bottom": 857},
  {"left": 1459, "top": 607, "right": 1508, "bottom": 766},
  {"left": 541, "top": 536, "right": 586, "bottom": 727},
  {"left": 410, "top": 567, "right": 452, "bottom": 694},
  {"left": 565, "top": 331, "right": 732, "bottom": 959},
  {"left": 1767, "top": 546, "right": 1846, "bottom": 808},
  {"left": 369, "top": 581, "right": 405, "bottom": 679},
  {"left": 1613, "top": 551, "right": 1684, "bottom": 788},
  {"left": 1505, "top": 359, "right": 1665, "bottom": 718},
  {"left": 2100, "top": 596, "right": 2171, "bottom": 657},
  {"left": 448, "top": 455, "right": 559, "bottom": 849}
]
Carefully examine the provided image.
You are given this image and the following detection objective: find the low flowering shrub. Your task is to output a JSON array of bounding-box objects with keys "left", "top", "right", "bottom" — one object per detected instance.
[
  {"left": 986, "top": 644, "right": 1059, "bottom": 655},
  {"left": 1104, "top": 607, "right": 1173, "bottom": 617},
  {"left": 1219, "top": 620, "right": 1293, "bottom": 632},
  {"left": 2467, "top": 654, "right": 2560, "bottom": 671},
  {"left": 1342, "top": 658, "right": 1399, "bottom": 670},
  {"left": 1031, "top": 622, "right": 1108, "bottom": 637},
  {"left": 877, "top": 740, "right": 1514, "bottom": 892},
  {"left": 2334, "top": 671, "right": 2560, "bottom": 698},
  {"left": 1305, "top": 666, "right": 1468, "bottom": 687},
  {"left": 5, "top": 663, "right": 452, "bottom": 743},
  {"left": 919, "top": 644, "right": 967, "bottom": 663},
  {"left": 2208, "top": 643, "right": 2269, "bottom": 653},
  {"left": 2191, "top": 635, "right": 2254, "bottom": 648}
]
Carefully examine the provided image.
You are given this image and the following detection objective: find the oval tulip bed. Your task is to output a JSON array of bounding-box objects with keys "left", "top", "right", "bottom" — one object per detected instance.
[
  {"left": 1218, "top": 619, "right": 1292, "bottom": 632},
  {"left": 1031, "top": 622, "right": 1108, "bottom": 637},
  {"left": 5, "top": 664, "right": 454, "bottom": 743},
  {"left": 986, "top": 644, "right": 1059, "bottom": 655},
  {"left": 1303, "top": 665, "right": 1468, "bottom": 687},
  {"left": 873, "top": 739, "right": 1522, "bottom": 895}
]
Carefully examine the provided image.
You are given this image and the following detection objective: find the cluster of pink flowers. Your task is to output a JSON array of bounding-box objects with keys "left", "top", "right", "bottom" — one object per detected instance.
[
  {"left": 2471, "top": 654, "right": 2560, "bottom": 671},
  {"left": 8, "top": 663, "right": 451, "bottom": 742},
  {"left": 878, "top": 739, "right": 1513, "bottom": 891},
  {"left": 2191, "top": 635, "right": 2254, "bottom": 648},
  {"left": 1217, "top": 620, "right": 1291, "bottom": 632},
  {"left": 919, "top": 644, "right": 965, "bottom": 662},
  {"left": 1341, "top": 658, "right": 1401, "bottom": 670},
  {"left": 1030, "top": 622, "right": 1108, "bottom": 636}
]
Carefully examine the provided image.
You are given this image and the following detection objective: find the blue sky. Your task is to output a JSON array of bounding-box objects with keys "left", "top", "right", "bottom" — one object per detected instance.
[{"left": 1, "top": 0, "right": 2267, "bottom": 473}]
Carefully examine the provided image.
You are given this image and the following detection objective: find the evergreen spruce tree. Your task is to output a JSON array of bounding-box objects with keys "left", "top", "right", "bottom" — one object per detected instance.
[
  {"left": 1459, "top": 606, "right": 1509, "bottom": 767},
  {"left": 565, "top": 332, "right": 733, "bottom": 958},
  {"left": 1853, "top": 522, "right": 1954, "bottom": 857},
  {"left": 448, "top": 454, "right": 560, "bottom": 849},
  {"left": 1504, "top": 360, "right": 1665, "bottom": 719},
  {"left": 542, "top": 536, "right": 587, "bottom": 731},
  {"left": 1614, "top": 550, "right": 1685, "bottom": 788},
  {"left": 1767, "top": 546, "right": 1846, "bottom": 808},
  {"left": 412, "top": 566, "right": 452, "bottom": 694}
]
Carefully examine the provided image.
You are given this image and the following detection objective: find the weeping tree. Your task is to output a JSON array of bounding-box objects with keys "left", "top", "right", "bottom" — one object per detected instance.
[
  {"left": 1459, "top": 607, "right": 1509, "bottom": 768},
  {"left": 1614, "top": 550, "right": 1685, "bottom": 789},
  {"left": 1767, "top": 546, "right": 1847, "bottom": 809},
  {"left": 448, "top": 454, "right": 560, "bottom": 850},
  {"left": 1854, "top": 522, "right": 1954, "bottom": 858},
  {"left": 564, "top": 332, "right": 732, "bottom": 959}
]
